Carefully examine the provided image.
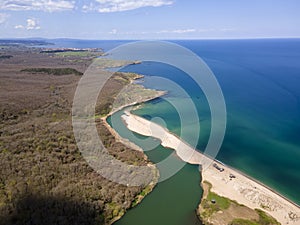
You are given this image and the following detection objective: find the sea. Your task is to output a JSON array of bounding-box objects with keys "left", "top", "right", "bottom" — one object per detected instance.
[{"left": 46, "top": 38, "right": 300, "bottom": 224}]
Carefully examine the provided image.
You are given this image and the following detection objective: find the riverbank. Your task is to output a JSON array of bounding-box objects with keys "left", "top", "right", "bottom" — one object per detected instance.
[
  {"left": 121, "top": 111, "right": 300, "bottom": 225},
  {"left": 100, "top": 71, "right": 166, "bottom": 163},
  {"left": 96, "top": 71, "right": 167, "bottom": 224}
]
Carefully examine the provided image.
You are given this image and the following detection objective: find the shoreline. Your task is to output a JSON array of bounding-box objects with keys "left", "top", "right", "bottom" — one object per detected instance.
[
  {"left": 103, "top": 72, "right": 167, "bottom": 118},
  {"left": 98, "top": 73, "right": 166, "bottom": 224},
  {"left": 121, "top": 110, "right": 300, "bottom": 225},
  {"left": 213, "top": 158, "right": 300, "bottom": 210},
  {"left": 105, "top": 90, "right": 166, "bottom": 118}
]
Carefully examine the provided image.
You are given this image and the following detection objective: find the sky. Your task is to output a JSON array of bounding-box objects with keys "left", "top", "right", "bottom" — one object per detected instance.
[{"left": 0, "top": 0, "right": 300, "bottom": 39}]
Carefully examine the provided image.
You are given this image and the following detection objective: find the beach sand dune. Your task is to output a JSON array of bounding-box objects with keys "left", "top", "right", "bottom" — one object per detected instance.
[{"left": 121, "top": 111, "right": 300, "bottom": 225}]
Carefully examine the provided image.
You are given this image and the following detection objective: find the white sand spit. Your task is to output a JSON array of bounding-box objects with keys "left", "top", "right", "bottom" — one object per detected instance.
[{"left": 121, "top": 111, "right": 300, "bottom": 225}]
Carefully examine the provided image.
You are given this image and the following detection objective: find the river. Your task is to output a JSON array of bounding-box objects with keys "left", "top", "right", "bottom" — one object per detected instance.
[{"left": 108, "top": 110, "right": 203, "bottom": 225}]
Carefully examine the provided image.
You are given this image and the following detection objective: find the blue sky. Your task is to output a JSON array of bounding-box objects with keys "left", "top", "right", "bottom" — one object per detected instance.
[{"left": 0, "top": 0, "right": 299, "bottom": 39}]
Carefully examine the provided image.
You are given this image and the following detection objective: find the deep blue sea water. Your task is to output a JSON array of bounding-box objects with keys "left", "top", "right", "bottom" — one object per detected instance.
[
  {"left": 48, "top": 39, "right": 300, "bottom": 222},
  {"left": 182, "top": 39, "right": 300, "bottom": 205},
  {"left": 116, "top": 39, "right": 300, "bottom": 204}
]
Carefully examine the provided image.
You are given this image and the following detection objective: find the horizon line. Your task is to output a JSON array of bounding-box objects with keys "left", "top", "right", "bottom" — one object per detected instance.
[{"left": 1, "top": 36, "right": 300, "bottom": 41}]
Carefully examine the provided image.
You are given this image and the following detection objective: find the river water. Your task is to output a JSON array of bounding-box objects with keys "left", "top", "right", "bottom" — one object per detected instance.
[{"left": 108, "top": 110, "right": 203, "bottom": 225}]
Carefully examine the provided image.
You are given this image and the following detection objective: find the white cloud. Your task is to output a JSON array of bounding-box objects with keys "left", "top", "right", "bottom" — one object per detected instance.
[
  {"left": 157, "top": 29, "right": 196, "bottom": 34},
  {"left": 1, "top": 0, "right": 172, "bottom": 13},
  {"left": 26, "top": 18, "right": 40, "bottom": 30},
  {"left": 14, "top": 18, "right": 41, "bottom": 30},
  {"left": 87, "top": 0, "right": 173, "bottom": 13},
  {"left": 14, "top": 24, "right": 24, "bottom": 29},
  {"left": 0, "top": 13, "right": 9, "bottom": 24},
  {"left": 0, "top": 0, "right": 75, "bottom": 12}
]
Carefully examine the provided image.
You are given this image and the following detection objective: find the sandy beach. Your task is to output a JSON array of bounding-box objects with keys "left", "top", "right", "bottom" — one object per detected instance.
[{"left": 121, "top": 111, "right": 300, "bottom": 225}]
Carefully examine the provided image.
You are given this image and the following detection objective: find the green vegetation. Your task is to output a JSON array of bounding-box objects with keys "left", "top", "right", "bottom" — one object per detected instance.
[
  {"left": 199, "top": 181, "right": 280, "bottom": 225},
  {"left": 54, "top": 51, "right": 101, "bottom": 57},
  {"left": 92, "top": 58, "right": 140, "bottom": 69},
  {"left": 255, "top": 209, "right": 280, "bottom": 225},
  {"left": 140, "top": 185, "right": 152, "bottom": 197},
  {"left": 21, "top": 67, "right": 83, "bottom": 76},
  {"left": 206, "top": 189, "right": 231, "bottom": 210},
  {"left": 96, "top": 72, "right": 163, "bottom": 117},
  {"left": 229, "top": 210, "right": 280, "bottom": 225},
  {"left": 200, "top": 181, "right": 231, "bottom": 219},
  {"left": 0, "top": 55, "right": 12, "bottom": 59},
  {"left": 131, "top": 185, "right": 153, "bottom": 208},
  {"left": 229, "top": 218, "right": 260, "bottom": 225}
]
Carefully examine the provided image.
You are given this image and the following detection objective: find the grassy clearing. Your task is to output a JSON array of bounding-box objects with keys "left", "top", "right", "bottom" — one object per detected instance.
[
  {"left": 229, "top": 218, "right": 260, "bottom": 225},
  {"left": 207, "top": 190, "right": 231, "bottom": 210},
  {"left": 201, "top": 181, "right": 231, "bottom": 218},
  {"left": 229, "top": 210, "right": 280, "bottom": 225},
  {"left": 199, "top": 181, "right": 280, "bottom": 225},
  {"left": 255, "top": 209, "right": 280, "bottom": 225}
]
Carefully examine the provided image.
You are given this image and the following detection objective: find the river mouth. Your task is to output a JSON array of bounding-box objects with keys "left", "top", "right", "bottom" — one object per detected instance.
[
  {"left": 106, "top": 39, "right": 300, "bottom": 224},
  {"left": 108, "top": 110, "right": 203, "bottom": 225}
]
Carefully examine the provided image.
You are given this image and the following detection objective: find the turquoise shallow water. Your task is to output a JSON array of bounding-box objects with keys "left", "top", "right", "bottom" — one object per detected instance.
[{"left": 117, "top": 39, "right": 300, "bottom": 205}]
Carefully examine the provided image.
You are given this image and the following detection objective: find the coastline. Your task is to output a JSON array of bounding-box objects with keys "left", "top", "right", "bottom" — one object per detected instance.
[
  {"left": 101, "top": 73, "right": 167, "bottom": 156},
  {"left": 121, "top": 110, "right": 300, "bottom": 225},
  {"left": 106, "top": 90, "right": 166, "bottom": 118},
  {"left": 101, "top": 65, "right": 299, "bottom": 224},
  {"left": 97, "top": 72, "right": 166, "bottom": 224}
]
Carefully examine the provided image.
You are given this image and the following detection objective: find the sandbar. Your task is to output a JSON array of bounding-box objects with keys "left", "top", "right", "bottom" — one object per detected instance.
[{"left": 121, "top": 110, "right": 300, "bottom": 225}]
